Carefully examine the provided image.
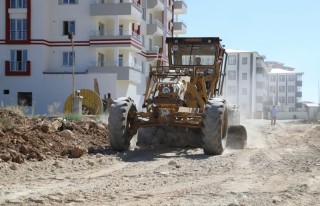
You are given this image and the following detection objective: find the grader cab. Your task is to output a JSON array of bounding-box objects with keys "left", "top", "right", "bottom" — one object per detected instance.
[{"left": 108, "top": 37, "right": 247, "bottom": 155}]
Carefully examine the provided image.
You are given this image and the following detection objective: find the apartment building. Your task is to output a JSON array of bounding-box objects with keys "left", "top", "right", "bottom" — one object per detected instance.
[
  {"left": 267, "top": 66, "right": 304, "bottom": 112},
  {"left": 224, "top": 50, "right": 269, "bottom": 118},
  {"left": 0, "top": 0, "right": 187, "bottom": 115}
]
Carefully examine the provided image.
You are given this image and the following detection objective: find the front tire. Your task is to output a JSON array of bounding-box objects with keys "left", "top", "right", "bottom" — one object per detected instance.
[
  {"left": 108, "top": 97, "right": 137, "bottom": 152},
  {"left": 202, "top": 98, "right": 228, "bottom": 155}
]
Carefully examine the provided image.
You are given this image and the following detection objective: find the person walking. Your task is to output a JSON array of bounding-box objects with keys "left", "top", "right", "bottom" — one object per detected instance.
[{"left": 270, "top": 105, "right": 278, "bottom": 125}]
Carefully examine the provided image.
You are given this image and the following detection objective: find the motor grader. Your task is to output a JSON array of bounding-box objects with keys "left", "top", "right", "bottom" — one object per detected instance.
[{"left": 108, "top": 37, "right": 247, "bottom": 155}]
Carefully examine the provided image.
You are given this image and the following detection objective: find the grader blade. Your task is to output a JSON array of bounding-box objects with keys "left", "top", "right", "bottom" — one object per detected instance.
[{"left": 226, "top": 125, "right": 247, "bottom": 149}]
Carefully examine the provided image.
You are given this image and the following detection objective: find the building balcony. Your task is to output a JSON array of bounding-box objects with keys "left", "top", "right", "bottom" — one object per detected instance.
[
  {"left": 147, "top": 19, "right": 164, "bottom": 36},
  {"left": 173, "top": 0, "right": 187, "bottom": 14},
  {"left": 87, "top": 61, "right": 142, "bottom": 83},
  {"left": 5, "top": 61, "right": 31, "bottom": 76},
  {"left": 173, "top": 21, "right": 187, "bottom": 35},
  {"left": 296, "top": 103, "right": 302, "bottom": 108},
  {"left": 145, "top": 46, "right": 162, "bottom": 62},
  {"left": 147, "top": 0, "right": 164, "bottom": 11},
  {"left": 296, "top": 80, "right": 302, "bottom": 86},
  {"left": 90, "top": 30, "right": 142, "bottom": 51},
  {"left": 90, "top": 0, "right": 142, "bottom": 21},
  {"left": 296, "top": 92, "right": 302, "bottom": 97}
]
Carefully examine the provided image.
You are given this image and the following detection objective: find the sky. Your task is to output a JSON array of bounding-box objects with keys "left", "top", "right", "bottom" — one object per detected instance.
[{"left": 180, "top": 0, "right": 320, "bottom": 103}]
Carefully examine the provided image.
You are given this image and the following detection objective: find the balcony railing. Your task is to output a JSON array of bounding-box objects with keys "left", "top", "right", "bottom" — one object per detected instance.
[
  {"left": 90, "top": 0, "right": 141, "bottom": 10},
  {"left": 147, "top": 46, "right": 160, "bottom": 53},
  {"left": 89, "top": 60, "right": 142, "bottom": 72},
  {"left": 173, "top": 0, "right": 187, "bottom": 13},
  {"left": 147, "top": 0, "right": 164, "bottom": 9},
  {"left": 5, "top": 61, "right": 31, "bottom": 76},
  {"left": 90, "top": 29, "right": 141, "bottom": 42},
  {"left": 152, "top": 19, "right": 163, "bottom": 28}
]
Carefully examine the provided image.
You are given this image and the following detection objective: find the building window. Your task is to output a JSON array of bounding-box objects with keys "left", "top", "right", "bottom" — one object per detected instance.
[
  {"left": 63, "top": 21, "right": 75, "bottom": 35},
  {"left": 141, "top": 62, "right": 145, "bottom": 74},
  {"left": 118, "top": 54, "right": 123, "bottom": 67},
  {"left": 279, "top": 96, "right": 285, "bottom": 104},
  {"left": 228, "top": 55, "right": 236, "bottom": 65},
  {"left": 297, "top": 87, "right": 302, "bottom": 92},
  {"left": 228, "top": 86, "right": 236, "bottom": 95},
  {"left": 269, "top": 86, "right": 275, "bottom": 93},
  {"left": 119, "top": 25, "right": 124, "bottom": 36},
  {"left": 297, "top": 97, "right": 302, "bottom": 103},
  {"left": 142, "top": 35, "right": 145, "bottom": 47},
  {"left": 242, "top": 73, "right": 247, "bottom": 80},
  {"left": 288, "top": 97, "right": 294, "bottom": 103},
  {"left": 228, "top": 71, "right": 236, "bottom": 80},
  {"left": 270, "top": 75, "right": 276, "bottom": 82},
  {"left": 289, "top": 107, "right": 294, "bottom": 112},
  {"left": 256, "top": 58, "right": 263, "bottom": 67},
  {"left": 288, "top": 86, "right": 295, "bottom": 92},
  {"left": 98, "top": 22, "right": 104, "bottom": 36},
  {"left": 10, "top": 50, "right": 27, "bottom": 71},
  {"left": 242, "top": 57, "right": 247, "bottom": 64},
  {"left": 242, "top": 88, "right": 247, "bottom": 95},
  {"left": 288, "top": 75, "right": 295, "bottom": 81},
  {"left": 98, "top": 53, "right": 104, "bottom": 67},
  {"left": 279, "top": 86, "right": 286, "bottom": 93},
  {"left": 296, "top": 75, "right": 302, "bottom": 81},
  {"left": 3, "top": 90, "right": 9, "bottom": 95},
  {"left": 142, "top": 8, "right": 146, "bottom": 20},
  {"left": 18, "top": 92, "right": 32, "bottom": 106},
  {"left": 10, "top": 0, "right": 27, "bottom": 8},
  {"left": 62, "top": 51, "right": 73, "bottom": 67},
  {"left": 279, "top": 75, "right": 285, "bottom": 82},
  {"left": 10, "top": 19, "right": 27, "bottom": 40},
  {"left": 59, "top": 0, "right": 78, "bottom": 4}
]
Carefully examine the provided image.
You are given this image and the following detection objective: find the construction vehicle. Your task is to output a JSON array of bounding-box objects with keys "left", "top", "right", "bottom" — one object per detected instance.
[{"left": 108, "top": 37, "right": 247, "bottom": 155}]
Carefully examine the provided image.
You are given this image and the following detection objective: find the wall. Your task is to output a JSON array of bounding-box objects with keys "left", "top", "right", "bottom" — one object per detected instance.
[{"left": 267, "top": 112, "right": 307, "bottom": 120}]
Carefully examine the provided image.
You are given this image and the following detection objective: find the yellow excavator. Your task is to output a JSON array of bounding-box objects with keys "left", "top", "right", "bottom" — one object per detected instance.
[{"left": 108, "top": 37, "right": 247, "bottom": 155}]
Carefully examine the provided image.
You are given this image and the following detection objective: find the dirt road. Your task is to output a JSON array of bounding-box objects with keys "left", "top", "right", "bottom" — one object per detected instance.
[{"left": 1, "top": 119, "right": 320, "bottom": 206}]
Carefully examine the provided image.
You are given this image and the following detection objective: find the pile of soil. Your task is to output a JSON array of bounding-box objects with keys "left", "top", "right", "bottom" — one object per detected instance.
[{"left": 0, "top": 108, "right": 110, "bottom": 163}]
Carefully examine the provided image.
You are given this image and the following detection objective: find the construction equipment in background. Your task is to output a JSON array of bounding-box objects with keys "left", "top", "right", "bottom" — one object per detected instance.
[{"left": 108, "top": 37, "right": 247, "bottom": 155}]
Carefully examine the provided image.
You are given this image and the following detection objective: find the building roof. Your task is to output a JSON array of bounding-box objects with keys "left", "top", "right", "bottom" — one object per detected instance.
[
  {"left": 226, "top": 49, "right": 254, "bottom": 53},
  {"left": 304, "top": 103, "right": 319, "bottom": 107},
  {"left": 269, "top": 68, "right": 304, "bottom": 74}
]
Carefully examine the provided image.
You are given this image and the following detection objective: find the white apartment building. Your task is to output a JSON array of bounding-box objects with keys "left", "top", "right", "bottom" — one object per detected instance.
[
  {"left": 0, "top": 0, "right": 187, "bottom": 115},
  {"left": 224, "top": 51, "right": 304, "bottom": 118},
  {"left": 268, "top": 68, "right": 304, "bottom": 112},
  {"left": 224, "top": 50, "right": 269, "bottom": 118}
]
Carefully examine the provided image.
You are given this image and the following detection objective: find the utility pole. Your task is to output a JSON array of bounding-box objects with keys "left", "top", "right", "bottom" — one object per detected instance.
[{"left": 68, "top": 32, "right": 75, "bottom": 112}]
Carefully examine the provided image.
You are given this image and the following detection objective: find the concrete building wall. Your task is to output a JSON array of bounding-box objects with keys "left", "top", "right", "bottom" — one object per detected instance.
[
  {"left": 224, "top": 50, "right": 269, "bottom": 118},
  {"left": 0, "top": 0, "right": 182, "bottom": 115}
]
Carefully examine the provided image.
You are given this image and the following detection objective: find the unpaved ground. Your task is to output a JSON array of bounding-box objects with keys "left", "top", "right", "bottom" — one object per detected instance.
[{"left": 1, "top": 115, "right": 320, "bottom": 205}]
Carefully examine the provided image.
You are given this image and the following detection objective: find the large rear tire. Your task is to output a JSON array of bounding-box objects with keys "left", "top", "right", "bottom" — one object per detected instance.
[
  {"left": 108, "top": 97, "right": 137, "bottom": 152},
  {"left": 202, "top": 98, "right": 228, "bottom": 155}
]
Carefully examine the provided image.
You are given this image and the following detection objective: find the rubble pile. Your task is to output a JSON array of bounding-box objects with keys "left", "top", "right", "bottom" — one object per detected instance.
[{"left": 0, "top": 108, "right": 109, "bottom": 163}]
